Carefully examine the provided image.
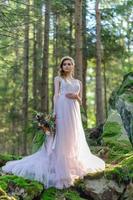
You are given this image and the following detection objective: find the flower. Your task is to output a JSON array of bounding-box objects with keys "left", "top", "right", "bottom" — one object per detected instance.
[{"left": 35, "top": 112, "right": 56, "bottom": 136}]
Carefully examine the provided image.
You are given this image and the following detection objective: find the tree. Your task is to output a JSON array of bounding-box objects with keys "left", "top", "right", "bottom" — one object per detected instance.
[
  {"left": 41, "top": 0, "right": 51, "bottom": 113},
  {"left": 32, "top": 0, "right": 43, "bottom": 111},
  {"left": 82, "top": 0, "right": 88, "bottom": 121},
  {"left": 75, "top": 0, "right": 83, "bottom": 81},
  {"left": 95, "top": 0, "right": 104, "bottom": 125},
  {"left": 22, "top": 0, "right": 30, "bottom": 155}
]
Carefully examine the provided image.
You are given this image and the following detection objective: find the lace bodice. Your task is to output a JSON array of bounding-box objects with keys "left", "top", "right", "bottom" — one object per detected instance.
[
  {"left": 53, "top": 76, "right": 81, "bottom": 115},
  {"left": 60, "top": 77, "right": 80, "bottom": 95}
]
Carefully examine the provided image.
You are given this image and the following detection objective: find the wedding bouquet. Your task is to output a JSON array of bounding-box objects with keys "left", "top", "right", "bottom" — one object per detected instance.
[
  {"left": 32, "top": 112, "right": 56, "bottom": 152},
  {"left": 35, "top": 112, "right": 56, "bottom": 136}
]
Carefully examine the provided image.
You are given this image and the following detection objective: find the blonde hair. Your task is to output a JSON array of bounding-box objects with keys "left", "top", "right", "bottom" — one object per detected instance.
[{"left": 58, "top": 56, "right": 75, "bottom": 78}]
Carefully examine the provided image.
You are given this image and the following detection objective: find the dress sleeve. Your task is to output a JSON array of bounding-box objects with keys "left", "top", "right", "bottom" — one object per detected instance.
[{"left": 53, "top": 76, "right": 60, "bottom": 115}]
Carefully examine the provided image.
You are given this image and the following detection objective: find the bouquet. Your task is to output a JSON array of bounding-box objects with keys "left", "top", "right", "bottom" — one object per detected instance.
[
  {"left": 35, "top": 112, "right": 56, "bottom": 136},
  {"left": 32, "top": 112, "right": 56, "bottom": 152}
]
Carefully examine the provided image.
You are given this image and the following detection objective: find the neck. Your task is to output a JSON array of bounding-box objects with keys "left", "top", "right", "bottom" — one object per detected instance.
[{"left": 65, "top": 73, "right": 73, "bottom": 80}]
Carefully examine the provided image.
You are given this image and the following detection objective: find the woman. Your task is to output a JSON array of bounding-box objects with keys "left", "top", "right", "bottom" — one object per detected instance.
[{"left": 2, "top": 56, "right": 105, "bottom": 189}]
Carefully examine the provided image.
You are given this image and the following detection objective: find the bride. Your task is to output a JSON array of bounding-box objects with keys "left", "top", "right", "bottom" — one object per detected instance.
[{"left": 2, "top": 56, "right": 105, "bottom": 189}]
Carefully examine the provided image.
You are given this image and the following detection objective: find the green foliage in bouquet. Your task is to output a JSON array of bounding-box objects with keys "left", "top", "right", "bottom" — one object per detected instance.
[
  {"left": 31, "top": 111, "right": 56, "bottom": 153},
  {"left": 32, "top": 129, "right": 46, "bottom": 153}
]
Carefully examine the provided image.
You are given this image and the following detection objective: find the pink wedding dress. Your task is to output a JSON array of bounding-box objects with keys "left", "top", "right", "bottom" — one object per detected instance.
[{"left": 2, "top": 76, "right": 105, "bottom": 189}]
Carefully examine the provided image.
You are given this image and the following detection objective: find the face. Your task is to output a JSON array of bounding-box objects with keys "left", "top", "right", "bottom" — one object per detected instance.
[{"left": 62, "top": 59, "right": 73, "bottom": 73}]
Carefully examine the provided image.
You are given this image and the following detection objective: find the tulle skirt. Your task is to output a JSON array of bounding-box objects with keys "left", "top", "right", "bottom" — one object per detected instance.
[{"left": 2, "top": 94, "right": 105, "bottom": 189}]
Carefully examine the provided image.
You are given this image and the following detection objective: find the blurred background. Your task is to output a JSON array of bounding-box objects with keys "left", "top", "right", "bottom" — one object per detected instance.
[{"left": 0, "top": 0, "right": 132, "bottom": 155}]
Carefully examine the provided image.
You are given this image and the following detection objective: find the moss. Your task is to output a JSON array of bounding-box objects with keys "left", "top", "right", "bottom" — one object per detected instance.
[
  {"left": 41, "top": 187, "right": 57, "bottom": 200},
  {"left": 0, "top": 175, "right": 43, "bottom": 200},
  {"left": 64, "top": 189, "right": 86, "bottom": 200},
  {"left": 102, "top": 115, "right": 133, "bottom": 184},
  {"left": 126, "top": 95, "right": 133, "bottom": 103},
  {"left": 103, "top": 122, "right": 122, "bottom": 138},
  {"left": 0, "top": 180, "right": 8, "bottom": 191},
  {"left": 105, "top": 153, "right": 133, "bottom": 184},
  {"left": 103, "top": 138, "right": 132, "bottom": 163},
  {"left": 102, "top": 120, "right": 133, "bottom": 163},
  {"left": 41, "top": 187, "right": 86, "bottom": 200},
  {"left": 121, "top": 93, "right": 133, "bottom": 103},
  {"left": 0, "top": 154, "right": 22, "bottom": 167}
]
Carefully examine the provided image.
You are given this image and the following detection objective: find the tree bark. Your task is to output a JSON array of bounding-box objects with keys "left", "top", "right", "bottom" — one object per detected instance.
[
  {"left": 36, "top": 0, "right": 43, "bottom": 111},
  {"left": 82, "top": 0, "right": 87, "bottom": 123},
  {"left": 41, "top": 0, "right": 50, "bottom": 114},
  {"left": 75, "top": 0, "right": 83, "bottom": 81},
  {"left": 69, "top": 11, "right": 73, "bottom": 56},
  {"left": 103, "top": 60, "right": 108, "bottom": 118},
  {"left": 51, "top": 13, "right": 60, "bottom": 112},
  {"left": 32, "top": 18, "right": 38, "bottom": 111},
  {"left": 22, "top": 0, "right": 30, "bottom": 155},
  {"left": 95, "top": 0, "right": 104, "bottom": 126},
  {"left": 32, "top": 0, "right": 43, "bottom": 111}
]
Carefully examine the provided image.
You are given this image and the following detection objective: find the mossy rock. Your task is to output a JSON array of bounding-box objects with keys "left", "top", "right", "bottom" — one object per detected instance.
[
  {"left": 103, "top": 138, "right": 132, "bottom": 163},
  {"left": 0, "top": 154, "right": 22, "bottom": 167},
  {"left": 103, "top": 121, "right": 122, "bottom": 138},
  {"left": 105, "top": 153, "right": 133, "bottom": 184},
  {"left": 117, "top": 72, "right": 133, "bottom": 96},
  {"left": 102, "top": 117, "right": 132, "bottom": 163},
  {"left": 41, "top": 187, "right": 86, "bottom": 200},
  {"left": 109, "top": 72, "right": 133, "bottom": 108},
  {"left": 108, "top": 72, "right": 133, "bottom": 146},
  {"left": 121, "top": 93, "right": 133, "bottom": 103},
  {"left": 0, "top": 174, "right": 87, "bottom": 200},
  {"left": 0, "top": 174, "right": 43, "bottom": 200}
]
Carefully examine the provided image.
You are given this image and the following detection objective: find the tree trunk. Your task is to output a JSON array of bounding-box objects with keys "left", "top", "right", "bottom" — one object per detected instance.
[
  {"left": 52, "top": 13, "right": 60, "bottom": 111},
  {"left": 36, "top": 0, "right": 43, "bottom": 111},
  {"left": 75, "top": 0, "right": 83, "bottom": 81},
  {"left": 14, "top": 19, "right": 20, "bottom": 155},
  {"left": 41, "top": 0, "right": 50, "bottom": 114},
  {"left": 22, "top": 0, "right": 30, "bottom": 155},
  {"left": 95, "top": 0, "right": 104, "bottom": 126},
  {"left": 32, "top": 0, "right": 43, "bottom": 111},
  {"left": 82, "top": 0, "right": 87, "bottom": 124},
  {"left": 32, "top": 18, "right": 38, "bottom": 111},
  {"left": 103, "top": 60, "right": 108, "bottom": 118},
  {"left": 69, "top": 11, "right": 73, "bottom": 56}
]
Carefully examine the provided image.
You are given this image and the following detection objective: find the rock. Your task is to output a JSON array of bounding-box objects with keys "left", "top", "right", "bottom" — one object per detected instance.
[
  {"left": 0, "top": 155, "right": 133, "bottom": 200},
  {"left": 122, "top": 182, "right": 133, "bottom": 200},
  {"left": 81, "top": 177, "right": 125, "bottom": 200},
  {"left": 102, "top": 110, "right": 132, "bottom": 163},
  {"left": 104, "top": 109, "right": 129, "bottom": 141},
  {"left": 105, "top": 153, "right": 133, "bottom": 184},
  {"left": 101, "top": 79, "right": 133, "bottom": 163},
  {"left": 108, "top": 72, "right": 133, "bottom": 145},
  {"left": 0, "top": 174, "right": 44, "bottom": 200}
]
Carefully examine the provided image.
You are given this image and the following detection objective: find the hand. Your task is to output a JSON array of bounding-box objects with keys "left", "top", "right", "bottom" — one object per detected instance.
[
  {"left": 65, "top": 92, "right": 78, "bottom": 99},
  {"left": 65, "top": 92, "right": 82, "bottom": 105}
]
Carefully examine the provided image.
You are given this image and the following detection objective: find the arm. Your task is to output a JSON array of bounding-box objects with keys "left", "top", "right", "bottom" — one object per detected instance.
[
  {"left": 53, "top": 76, "right": 60, "bottom": 116},
  {"left": 77, "top": 80, "right": 82, "bottom": 105},
  {"left": 65, "top": 80, "right": 82, "bottom": 105}
]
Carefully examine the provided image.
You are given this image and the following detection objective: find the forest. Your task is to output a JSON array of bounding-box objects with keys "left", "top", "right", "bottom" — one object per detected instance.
[{"left": 0, "top": 0, "right": 133, "bottom": 199}]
